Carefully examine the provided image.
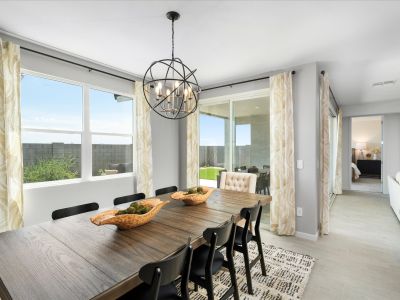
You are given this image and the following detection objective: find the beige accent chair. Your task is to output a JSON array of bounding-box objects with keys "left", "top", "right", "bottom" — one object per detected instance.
[{"left": 220, "top": 172, "right": 257, "bottom": 193}]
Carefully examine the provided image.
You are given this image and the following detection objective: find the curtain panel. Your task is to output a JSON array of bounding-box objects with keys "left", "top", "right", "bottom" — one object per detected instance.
[
  {"left": 186, "top": 110, "right": 199, "bottom": 188},
  {"left": 320, "top": 74, "right": 330, "bottom": 235},
  {"left": 270, "top": 72, "right": 296, "bottom": 236},
  {"left": 135, "top": 82, "right": 154, "bottom": 197},
  {"left": 0, "top": 40, "right": 24, "bottom": 233},
  {"left": 334, "top": 109, "right": 343, "bottom": 195}
]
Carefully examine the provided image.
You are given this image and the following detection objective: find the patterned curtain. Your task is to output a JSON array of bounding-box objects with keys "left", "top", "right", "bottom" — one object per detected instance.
[
  {"left": 135, "top": 82, "right": 154, "bottom": 197},
  {"left": 320, "top": 74, "right": 330, "bottom": 235},
  {"left": 186, "top": 110, "right": 199, "bottom": 188},
  {"left": 0, "top": 40, "right": 23, "bottom": 233},
  {"left": 334, "top": 109, "right": 343, "bottom": 195},
  {"left": 270, "top": 72, "right": 295, "bottom": 236}
]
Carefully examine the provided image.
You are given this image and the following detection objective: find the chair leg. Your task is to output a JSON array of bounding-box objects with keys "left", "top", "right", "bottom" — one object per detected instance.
[
  {"left": 194, "top": 283, "right": 198, "bottom": 292},
  {"left": 205, "top": 275, "right": 214, "bottom": 300},
  {"left": 242, "top": 245, "right": 254, "bottom": 295},
  {"left": 256, "top": 236, "right": 267, "bottom": 276},
  {"left": 227, "top": 251, "right": 240, "bottom": 300}
]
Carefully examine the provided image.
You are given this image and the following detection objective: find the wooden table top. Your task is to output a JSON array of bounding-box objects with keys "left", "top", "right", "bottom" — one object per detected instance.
[{"left": 0, "top": 189, "right": 271, "bottom": 300}]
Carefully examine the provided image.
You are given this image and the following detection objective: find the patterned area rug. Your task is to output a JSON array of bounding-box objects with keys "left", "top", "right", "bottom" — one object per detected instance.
[{"left": 184, "top": 242, "right": 315, "bottom": 300}]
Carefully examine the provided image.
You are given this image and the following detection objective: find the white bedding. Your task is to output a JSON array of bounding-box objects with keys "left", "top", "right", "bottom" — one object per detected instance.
[{"left": 352, "top": 163, "right": 361, "bottom": 179}]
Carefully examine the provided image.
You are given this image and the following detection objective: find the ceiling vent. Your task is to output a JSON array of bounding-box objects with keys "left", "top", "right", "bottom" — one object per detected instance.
[{"left": 372, "top": 80, "right": 396, "bottom": 87}]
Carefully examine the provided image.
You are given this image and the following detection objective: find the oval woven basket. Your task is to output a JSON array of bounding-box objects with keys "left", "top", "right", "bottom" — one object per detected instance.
[
  {"left": 90, "top": 199, "right": 169, "bottom": 230},
  {"left": 170, "top": 187, "right": 214, "bottom": 206}
]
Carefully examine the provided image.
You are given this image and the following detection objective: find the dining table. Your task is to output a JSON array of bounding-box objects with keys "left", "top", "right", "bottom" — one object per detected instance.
[{"left": 0, "top": 189, "right": 271, "bottom": 300}]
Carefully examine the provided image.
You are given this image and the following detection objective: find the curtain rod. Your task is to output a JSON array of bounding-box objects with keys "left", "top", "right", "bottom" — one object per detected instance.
[
  {"left": 320, "top": 70, "right": 339, "bottom": 111},
  {"left": 202, "top": 70, "right": 296, "bottom": 92},
  {"left": 20, "top": 46, "right": 136, "bottom": 83}
]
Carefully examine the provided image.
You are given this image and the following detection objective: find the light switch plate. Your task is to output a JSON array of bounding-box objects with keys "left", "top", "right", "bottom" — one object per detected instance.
[
  {"left": 297, "top": 160, "right": 304, "bottom": 169},
  {"left": 297, "top": 207, "right": 303, "bottom": 217}
]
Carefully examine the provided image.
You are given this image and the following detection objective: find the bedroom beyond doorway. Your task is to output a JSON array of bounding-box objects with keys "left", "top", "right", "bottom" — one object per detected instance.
[{"left": 351, "top": 116, "right": 383, "bottom": 193}]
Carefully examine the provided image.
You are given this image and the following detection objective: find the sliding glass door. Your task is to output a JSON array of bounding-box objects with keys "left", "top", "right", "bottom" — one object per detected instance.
[
  {"left": 233, "top": 97, "right": 270, "bottom": 171},
  {"left": 199, "top": 91, "right": 269, "bottom": 187},
  {"left": 199, "top": 102, "right": 230, "bottom": 187}
]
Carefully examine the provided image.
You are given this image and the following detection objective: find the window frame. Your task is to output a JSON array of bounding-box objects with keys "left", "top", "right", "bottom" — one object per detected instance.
[
  {"left": 21, "top": 69, "right": 136, "bottom": 188},
  {"left": 199, "top": 88, "right": 269, "bottom": 173}
]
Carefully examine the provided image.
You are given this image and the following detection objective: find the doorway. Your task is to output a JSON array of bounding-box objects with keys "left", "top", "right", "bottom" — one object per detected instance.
[{"left": 350, "top": 116, "right": 383, "bottom": 193}]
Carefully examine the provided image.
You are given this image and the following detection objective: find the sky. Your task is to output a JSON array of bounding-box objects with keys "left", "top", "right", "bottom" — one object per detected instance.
[
  {"left": 21, "top": 73, "right": 251, "bottom": 146},
  {"left": 199, "top": 114, "right": 250, "bottom": 146},
  {"left": 21, "top": 74, "right": 132, "bottom": 144}
]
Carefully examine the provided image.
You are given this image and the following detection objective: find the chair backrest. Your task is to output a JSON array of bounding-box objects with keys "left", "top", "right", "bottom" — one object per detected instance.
[
  {"left": 219, "top": 172, "right": 257, "bottom": 193},
  {"left": 113, "top": 193, "right": 145, "bottom": 206},
  {"left": 240, "top": 166, "right": 247, "bottom": 170},
  {"left": 139, "top": 242, "right": 193, "bottom": 299},
  {"left": 263, "top": 165, "right": 270, "bottom": 169},
  {"left": 240, "top": 201, "right": 262, "bottom": 239},
  {"left": 52, "top": 202, "right": 99, "bottom": 220},
  {"left": 155, "top": 186, "right": 178, "bottom": 196},
  {"left": 203, "top": 220, "right": 234, "bottom": 247},
  {"left": 248, "top": 166, "right": 259, "bottom": 173}
]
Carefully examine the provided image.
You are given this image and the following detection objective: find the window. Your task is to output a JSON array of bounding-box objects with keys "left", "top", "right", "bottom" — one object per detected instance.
[
  {"left": 21, "top": 71, "right": 134, "bottom": 184},
  {"left": 21, "top": 74, "right": 83, "bottom": 183},
  {"left": 90, "top": 89, "right": 133, "bottom": 176}
]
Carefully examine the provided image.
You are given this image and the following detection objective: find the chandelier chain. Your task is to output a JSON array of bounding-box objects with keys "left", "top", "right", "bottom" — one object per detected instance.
[{"left": 171, "top": 19, "right": 175, "bottom": 60}]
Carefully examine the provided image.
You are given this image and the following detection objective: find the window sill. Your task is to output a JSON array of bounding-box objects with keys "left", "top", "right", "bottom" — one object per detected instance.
[
  {"left": 88, "top": 172, "right": 134, "bottom": 182},
  {"left": 23, "top": 173, "right": 134, "bottom": 189}
]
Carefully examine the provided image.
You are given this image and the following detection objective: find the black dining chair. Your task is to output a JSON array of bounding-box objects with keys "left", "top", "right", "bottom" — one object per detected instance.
[
  {"left": 113, "top": 193, "right": 146, "bottom": 206},
  {"left": 119, "top": 241, "right": 193, "bottom": 300},
  {"left": 240, "top": 166, "right": 247, "bottom": 170},
  {"left": 234, "top": 201, "right": 266, "bottom": 294},
  {"left": 155, "top": 186, "right": 178, "bottom": 196},
  {"left": 247, "top": 166, "right": 259, "bottom": 174},
  {"left": 189, "top": 218, "right": 239, "bottom": 300},
  {"left": 256, "top": 173, "right": 269, "bottom": 195},
  {"left": 51, "top": 202, "right": 99, "bottom": 220}
]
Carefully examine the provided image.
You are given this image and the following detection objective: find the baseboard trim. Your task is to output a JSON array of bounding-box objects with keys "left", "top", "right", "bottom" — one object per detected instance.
[{"left": 295, "top": 231, "right": 319, "bottom": 241}]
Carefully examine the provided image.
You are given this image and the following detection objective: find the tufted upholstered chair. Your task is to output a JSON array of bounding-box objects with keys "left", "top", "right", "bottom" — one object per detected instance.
[{"left": 219, "top": 172, "right": 257, "bottom": 194}]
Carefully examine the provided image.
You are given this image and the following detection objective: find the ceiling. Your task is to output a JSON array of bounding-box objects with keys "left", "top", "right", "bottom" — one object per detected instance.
[{"left": 1, "top": 1, "right": 400, "bottom": 105}]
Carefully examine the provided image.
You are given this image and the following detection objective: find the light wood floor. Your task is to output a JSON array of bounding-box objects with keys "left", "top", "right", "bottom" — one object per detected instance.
[{"left": 260, "top": 190, "right": 400, "bottom": 300}]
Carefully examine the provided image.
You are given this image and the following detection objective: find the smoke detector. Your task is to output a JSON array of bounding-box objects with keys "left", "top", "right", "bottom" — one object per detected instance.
[{"left": 372, "top": 80, "right": 396, "bottom": 87}]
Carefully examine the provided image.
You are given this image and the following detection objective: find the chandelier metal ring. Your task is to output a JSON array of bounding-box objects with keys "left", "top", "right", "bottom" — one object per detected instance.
[{"left": 142, "top": 11, "right": 201, "bottom": 119}]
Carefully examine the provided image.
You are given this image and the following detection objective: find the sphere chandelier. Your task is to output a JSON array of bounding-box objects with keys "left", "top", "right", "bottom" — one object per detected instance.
[{"left": 142, "top": 11, "right": 201, "bottom": 119}]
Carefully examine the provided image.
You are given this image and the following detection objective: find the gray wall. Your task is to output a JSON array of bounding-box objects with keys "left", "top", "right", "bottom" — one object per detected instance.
[
  {"left": 292, "top": 63, "right": 320, "bottom": 235},
  {"left": 342, "top": 117, "right": 352, "bottom": 190},
  {"left": 342, "top": 99, "right": 400, "bottom": 117},
  {"left": 1, "top": 32, "right": 181, "bottom": 225},
  {"left": 151, "top": 112, "right": 180, "bottom": 191},
  {"left": 382, "top": 114, "right": 400, "bottom": 193},
  {"left": 341, "top": 99, "right": 400, "bottom": 194},
  {"left": 182, "top": 62, "right": 321, "bottom": 236}
]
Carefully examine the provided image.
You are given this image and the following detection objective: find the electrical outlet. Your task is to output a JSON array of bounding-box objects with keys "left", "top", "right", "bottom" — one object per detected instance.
[{"left": 297, "top": 207, "right": 303, "bottom": 217}]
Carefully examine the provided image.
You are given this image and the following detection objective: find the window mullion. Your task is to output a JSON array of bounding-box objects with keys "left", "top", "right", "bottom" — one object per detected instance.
[{"left": 82, "top": 85, "right": 92, "bottom": 180}]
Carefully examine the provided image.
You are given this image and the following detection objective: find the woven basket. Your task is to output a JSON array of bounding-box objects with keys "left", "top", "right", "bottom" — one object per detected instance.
[
  {"left": 170, "top": 187, "right": 214, "bottom": 206},
  {"left": 90, "top": 199, "right": 169, "bottom": 230}
]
